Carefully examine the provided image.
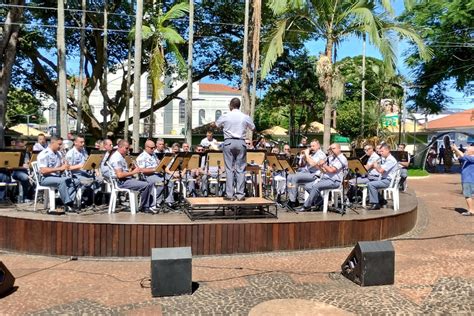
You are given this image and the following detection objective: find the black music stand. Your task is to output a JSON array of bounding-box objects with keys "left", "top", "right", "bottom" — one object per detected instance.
[
  {"left": 207, "top": 151, "right": 225, "bottom": 197},
  {"left": 275, "top": 155, "right": 297, "bottom": 212},
  {"left": 340, "top": 158, "right": 367, "bottom": 214},
  {"left": 266, "top": 153, "right": 284, "bottom": 205},
  {"left": 168, "top": 152, "right": 193, "bottom": 206},
  {"left": 0, "top": 151, "right": 23, "bottom": 206},
  {"left": 82, "top": 152, "right": 105, "bottom": 210},
  {"left": 152, "top": 153, "right": 173, "bottom": 208}
]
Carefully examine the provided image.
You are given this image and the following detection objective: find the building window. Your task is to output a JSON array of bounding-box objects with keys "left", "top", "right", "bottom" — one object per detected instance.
[
  {"left": 179, "top": 100, "right": 185, "bottom": 124},
  {"left": 215, "top": 110, "right": 222, "bottom": 121},
  {"left": 147, "top": 77, "right": 152, "bottom": 99},
  {"left": 199, "top": 109, "right": 205, "bottom": 125}
]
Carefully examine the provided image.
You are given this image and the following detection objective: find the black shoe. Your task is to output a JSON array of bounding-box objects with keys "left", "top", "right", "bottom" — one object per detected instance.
[
  {"left": 165, "top": 202, "right": 176, "bottom": 209},
  {"left": 223, "top": 196, "right": 235, "bottom": 201},
  {"left": 380, "top": 199, "right": 388, "bottom": 206},
  {"left": 64, "top": 205, "right": 77, "bottom": 213},
  {"left": 367, "top": 203, "right": 381, "bottom": 210},
  {"left": 236, "top": 196, "right": 246, "bottom": 201},
  {"left": 287, "top": 200, "right": 300, "bottom": 208}
]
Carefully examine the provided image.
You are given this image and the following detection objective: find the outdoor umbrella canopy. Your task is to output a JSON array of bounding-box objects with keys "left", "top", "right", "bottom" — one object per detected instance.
[
  {"left": 8, "top": 124, "right": 49, "bottom": 137},
  {"left": 300, "top": 121, "right": 337, "bottom": 134},
  {"left": 261, "top": 126, "right": 288, "bottom": 136}
]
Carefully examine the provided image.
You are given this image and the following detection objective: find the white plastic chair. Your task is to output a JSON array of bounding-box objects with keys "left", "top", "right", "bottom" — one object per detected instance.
[
  {"left": 382, "top": 170, "right": 401, "bottom": 211},
  {"left": 31, "top": 161, "right": 56, "bottom": 212},
  {"left": 106, "top": 163, "right": 139, "bottom": 214},
  {"left": 360, "top": 169, "right": 401, "bottom": 211}
]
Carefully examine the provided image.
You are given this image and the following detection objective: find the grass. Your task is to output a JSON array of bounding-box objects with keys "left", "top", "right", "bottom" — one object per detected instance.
[{"left": 408, "top": 168, "right": 430, "bottom": 177}]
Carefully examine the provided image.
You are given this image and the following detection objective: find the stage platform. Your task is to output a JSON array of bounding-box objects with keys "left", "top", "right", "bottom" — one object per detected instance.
[{"left": 0, "top": 191, "right": 418, "bottom": 257}]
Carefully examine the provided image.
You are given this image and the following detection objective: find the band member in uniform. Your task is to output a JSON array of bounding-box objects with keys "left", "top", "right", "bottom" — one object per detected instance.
[
  {"left": 366, "top": 143, "right": 399, "bottom": 210},
  {"left": 397, "top": 143, "right": 410, "bottom": 191},
  {"left": 349, "top": 144, "right": 381, "bottom": 185},
  {"left": 37, "top": 137, "right": 78, "bottom": 212},
  {"left": 100, "top": 139, "right": 114, "bottom": 179},
  {"left": 299, "top": 143, "right": 348, "bottom": 212},
  {"left": 65, "top": 135, "right": 92, "bottom": 183},
  {"left": 287, "top": 140, "right": 326, "bottom": 208},
  {"left": 33, "top": 133, "right": 48, "bottom": 151},
  {"left": 200, "top": 131, "right": 218, "bottom": 148},
  {"left": 136, "top": 139, "right": 175, "bottom": 207},
  {"left": 215, "top": 97, "right": 255, "bottom": 201},
  {"left": 154, "top": 138, "right": 167, "bottom": 154},
  {"left": 108, "top": 140, "right": 157, "bottom": 214},
  {"left": 11, "top": 139, "right": 34, "bottom": 203}
]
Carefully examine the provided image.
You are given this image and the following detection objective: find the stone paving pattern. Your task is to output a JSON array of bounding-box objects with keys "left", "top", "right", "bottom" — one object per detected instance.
[{"left": 0, "top": 173, "right": 473, "bottom": 315}]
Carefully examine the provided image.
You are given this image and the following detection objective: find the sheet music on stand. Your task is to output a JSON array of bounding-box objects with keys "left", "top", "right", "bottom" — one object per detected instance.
[
  {"left": 0, "top": 150, "right": 24, "bottom": 169},
  {"left": 266, "top": 153, "right": 283, "bottom": 171},
  {"left": 207, "top": 151, "right": 224, "bottom": 168},
  {"left": 247, "top": 150, "right": 266, "bottom": 165},
  {"left": 82, "top": 152, "right": 106, "bottom": 170},
  {"left": 155, "top": 153, "right": 173, "bottom": 173},
  {"left": 277, "top": 155, "right": 295, "bottom": 174},
  {"left": 168, "top": 152, "right": 193, "bottom": 172},
  {"left": 187, "top": 153, "right": 205, "bottom": 170},
  {"left": 347, "top": 157, "right": 367, "bottom": 175}
]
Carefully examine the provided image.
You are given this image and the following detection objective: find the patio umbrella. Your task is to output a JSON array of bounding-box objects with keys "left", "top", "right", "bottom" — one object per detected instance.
[
  {"left": 261, "top": 126, "right": 288, "bottom": 136},
  {"left": 301, "top": 121, "right": 337, "bottom": 134}
]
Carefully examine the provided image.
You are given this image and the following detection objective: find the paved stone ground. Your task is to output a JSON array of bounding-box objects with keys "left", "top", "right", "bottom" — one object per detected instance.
[{"left": 1, "top": 173, "right": 473, "bottom": 315}]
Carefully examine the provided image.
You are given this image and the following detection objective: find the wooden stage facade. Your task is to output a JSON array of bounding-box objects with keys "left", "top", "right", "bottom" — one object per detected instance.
[{"left": 0, "top": 192, "right": 418, "bottom": 257}]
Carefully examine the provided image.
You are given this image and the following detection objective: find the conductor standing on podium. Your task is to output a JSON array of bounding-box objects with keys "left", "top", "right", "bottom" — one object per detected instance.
[{"left": 215, "top": 98, "right": 255, "bottom": 201}]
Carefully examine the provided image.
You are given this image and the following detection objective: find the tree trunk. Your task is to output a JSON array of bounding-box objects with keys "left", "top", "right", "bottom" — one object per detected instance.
[
  {"left": 76, "top": 0, "right": 87, "bottom": 134},
  {"left": 101, "top": 0, "right": 108, "bottom": 138},
  {"left": 241, "top": 0, "right": 251, "bottom": 115},
  {"left": 132, "top": 0, "right": 144, "bottom": 152},
  {"left": 0, "top": 0, "right": 24, "bottom": 148},
  {"left": 361, "top": 34, "right": 366, "bottom": 138},
  {"left": 322, "top": 39, "right": 334, "bottom": 150},
  {"left": 124, "top": 39, "right": 132, "bottom": 141},
  {"left": 57, "top": 0, "right": 68, "bottom": 138},
  {"left": 185, "top": 0, "right": 194, "bottom": 145},
  {"left": 249, "top": 0, "right": 261, "bottom": 140}
]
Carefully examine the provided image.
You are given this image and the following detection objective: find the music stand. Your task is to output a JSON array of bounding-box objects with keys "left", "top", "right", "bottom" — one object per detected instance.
[
  {"left": 81, "top": 152, "right": 106, "bottom": 210},
  {"left": 347, "top": 158, "right": 367, "bottom": 210},
  {"left": 168, "top": 152, "right": 193, "bottom": 205},
  {"left": 0, "top": 152, "right": 23, "bottom": 169},
  {"left": 155, "top": 153, "right": 173, "bottom": 173},
  {"left": 0, "top": 151, "right": 23, "bottom": 205},
  {"left": 29, "top": 150, "right": 41, "bottom": 167},
  {"left": 207, "top": 151, "right": 225, "bottom": 197}
]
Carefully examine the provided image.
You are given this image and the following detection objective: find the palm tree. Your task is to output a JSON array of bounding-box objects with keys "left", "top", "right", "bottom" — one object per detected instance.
[
  {"left": 261, "top": 0, "right": 430, "bottom": 149},
  {"left": 141, "top": 2, "right": 189, "bottom": 138},
  {"left": 132, "top": 0, "right": 144, "bottom": 152}
]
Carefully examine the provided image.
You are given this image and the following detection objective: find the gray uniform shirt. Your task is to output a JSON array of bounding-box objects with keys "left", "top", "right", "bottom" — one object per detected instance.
[
  {"left": 380, "top": 154, "right": 399, "bottom": 180},
  {"left": 37, "top": 147, "right": 62, "bottom": 176},
  {"left": 109, "top": 151, "right": 129, "bottom": 179},
  {"left": 305, "top": 149, "right": 327, "bottom": 175},
  {"left": 216, "top": 109, "right": 255, "bottom": 139},
  {"left": 65, "top": 147, "right": 89, "bottom": 176},
  {"left": 136, "top": 151, "right": 158, "bottom": 169},
  {"left": 367, "top": 152, "right": 381, "bottom": 177},
  {"left": 321, "top": 153, "right": 348, "bottom": 182}
]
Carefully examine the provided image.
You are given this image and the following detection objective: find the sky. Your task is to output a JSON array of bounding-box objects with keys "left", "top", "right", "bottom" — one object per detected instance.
[{"left": 202, "top": 1, "right": 472, "bottom": 110}]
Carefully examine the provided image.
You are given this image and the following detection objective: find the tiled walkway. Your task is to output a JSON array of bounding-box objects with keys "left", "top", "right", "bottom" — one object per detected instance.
[{"left": 1, "top": 173, "right": 472, "bottom": 315}]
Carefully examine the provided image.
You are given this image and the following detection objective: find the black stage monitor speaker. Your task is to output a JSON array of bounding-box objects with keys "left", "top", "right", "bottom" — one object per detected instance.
[
  {"left": 341, "top": 241, "right": 394, "bottom": 286},
  {"left": 151, "top": 247, "right": 192, "bottom": 297},
  {"left": 0, "top": 261, "right": 15, "bottom": 296}
]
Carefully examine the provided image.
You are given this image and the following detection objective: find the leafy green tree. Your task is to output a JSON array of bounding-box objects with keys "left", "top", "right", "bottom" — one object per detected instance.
[
  {"left": 401, "top": 0, "right": 473, "bottom": 112},
  {"left": 5, "top": 88, "right": 46, "bottom": 127},
  {"left": 261, "top": 0, "right": 430, "bottom": 149}
]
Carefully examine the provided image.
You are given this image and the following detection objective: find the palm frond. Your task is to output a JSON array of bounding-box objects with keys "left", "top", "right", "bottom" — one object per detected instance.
[
  {"left": 390, "top": 25, "right": 433, "bottom": 61},
  {"left": 261, "top": 19, "right": 288, "bottom": 78},
  {"left": 160, "top": 26, "right": 186, "bottom": 44},
  {"left": 161, "top": 2, "right": 189, "bottom": 22},
  {"left": 268, "top": 0, "right": 306, "bottom": 15},
  {"left": 141, "top": 25, "right": 154, "bottom": 41},
  {"left": 349, "top": 6, "right": 382, "bottom": 47},
  {"left": 168, "top": 42, "right": 187, "bottom": 74},
  {"left": 380, "top": 0, "right": 395, "bottom": 16}
]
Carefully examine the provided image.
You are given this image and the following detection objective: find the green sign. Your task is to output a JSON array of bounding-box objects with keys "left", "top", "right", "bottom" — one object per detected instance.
[{"left": 382, "top": 115, "right": 398, "bottom": 127}]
